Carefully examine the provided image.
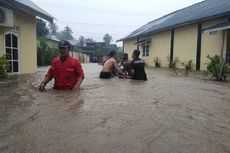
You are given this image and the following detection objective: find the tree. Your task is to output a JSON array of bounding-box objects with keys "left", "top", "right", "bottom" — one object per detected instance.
[
  {"left": 79, "top": 35, "right": 85, "bottom": 46},
  {"left": 37, "top": 37, "right": 58, "bottom": 66},
  {"left": 57, "top": 26, "right": 74, "bottom": 40},
  {"left": 47, "top": 22, "right": 58, "bottom": 39},
  {"left": 85, "top": 38, "right": 95, "bottom": 43},
  {"left": 103, "top": 33, "right": 113, "bottom": 45},
  {"left": 36, "top": 19, "right": 49, "bottom": 37}
]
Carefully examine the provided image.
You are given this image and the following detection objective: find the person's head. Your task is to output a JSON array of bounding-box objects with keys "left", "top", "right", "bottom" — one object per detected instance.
[
  {"left": 58, "top": 40, "right": 71, "bottom": 58},
  {"left": 122, "top": 53, "right": 128, "bottom": 61},
  {"left": 132, "top": 49, "right": 140, "bottom": 60},
  {"left": 109, "top": 51, "right": 116, "bottom": 57}
]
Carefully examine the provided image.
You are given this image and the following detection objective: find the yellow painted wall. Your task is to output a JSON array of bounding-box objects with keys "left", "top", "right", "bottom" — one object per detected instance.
[
  {"left": 122, "top": 19, "right": 228, "bottom": 71},
  {"left": 174, "top": 24, "right": 198, "bottom": 68},
  {"left": 0, "top": 10, "right": 37, "bottom": 74},
  {"left": 15, "top": 11, "right": 37, "bottom": 74},
  {"left": 142, "top": 31, "right": 171, "bottom": 67},
  {"left": 123, "top": 39, "right": 136, "bottom": 60},
  {"left": 71, "top": 52, "right": 90, "bottom": 63},
  {"left": 200, "top": 19, "right": 227, "bottom": 70}
]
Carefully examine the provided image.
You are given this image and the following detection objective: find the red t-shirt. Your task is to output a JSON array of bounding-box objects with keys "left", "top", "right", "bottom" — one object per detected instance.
[{"left": 46, "top": 56, "right": 84, "bottom": 90}]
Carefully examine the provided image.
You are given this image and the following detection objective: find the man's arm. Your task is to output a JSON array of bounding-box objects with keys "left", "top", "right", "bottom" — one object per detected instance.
[
  {"left": 114, "top": 61, "right": 128, "bottom": 78},
  {"left": 38, "top": 67, "right": 53, "bottom": 91},
  {"left": 73, "top": 76, "right": 84, "bottom": 90},
  {"left": 73, "top": 60, "right": 84, "bottom": 90}
]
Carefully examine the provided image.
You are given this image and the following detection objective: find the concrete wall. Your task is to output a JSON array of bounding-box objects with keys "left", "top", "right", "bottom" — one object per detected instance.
[
  {"left": 200, "top": 19, "right": 227, "bottom": 70},
  {"left": 174, "top": 24, "right": 198, "bottom": 68},
  {"left": 15, "top": 11, "right": 37, "bottom": 74},
  {"left": 145, "top": 31, "right": 171, "bottom": 67},
  {"left": 71, "top": 52, "right": 90, "bottom": 63},
  {"left": 123, "top": 18, "right": 229, "bottom": 71},
  {"left": 0, "top": 10, "right": 37, "bottom": 74},
  {"left": 123, "top": 39, "right": 136, "bottom": 60}
]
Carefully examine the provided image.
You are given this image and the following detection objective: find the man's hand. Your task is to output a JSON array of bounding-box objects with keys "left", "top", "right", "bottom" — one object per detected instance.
[
  {"left": 38, "top": 82, "right": 46, "bottom": 92},
  {"left": 73, "top": 76, "right": 84, "bottom": 90},
  {"left": 73, "top": 84, "right": 80, "bottom": 90}
]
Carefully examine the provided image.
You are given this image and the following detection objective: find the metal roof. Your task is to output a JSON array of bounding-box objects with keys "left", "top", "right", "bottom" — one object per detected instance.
[
  {"left": 0, "top": 0, "right": 54, "bottom": 22},
  {"left": 17, "top": 0, "right": 53, "bottom": 18},
  {"left": 118, "top": 0, "right": 230, "bottom": 41}
]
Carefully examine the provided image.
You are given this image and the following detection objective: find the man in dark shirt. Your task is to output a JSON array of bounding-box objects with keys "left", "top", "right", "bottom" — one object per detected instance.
[{"left": 130, "top": 50, "right": 147, "bottom": 81}]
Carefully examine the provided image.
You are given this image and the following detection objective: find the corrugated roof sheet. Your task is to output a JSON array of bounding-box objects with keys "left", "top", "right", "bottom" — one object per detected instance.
[
  {"left": 119, "top": 0, "right": 230, "bottom": 41},
  {"left": 16, "top": 0, "right": 53, "bottom": 17}
]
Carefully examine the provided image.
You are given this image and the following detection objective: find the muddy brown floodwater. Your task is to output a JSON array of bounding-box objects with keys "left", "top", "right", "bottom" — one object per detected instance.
[{"left": 0, "top": 63, "right": 230, "bottom": 153}]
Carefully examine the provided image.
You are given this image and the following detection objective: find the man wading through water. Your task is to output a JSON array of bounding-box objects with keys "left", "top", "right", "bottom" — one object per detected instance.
[
  {"left": 130, "top": 49, "right": 147, "bottom": 81},
  {"left": 38, "top": 40, "right": 84, "bottom": 91},
  {"left": 100, "top": 51, "right": 127, "bottom": 79}
]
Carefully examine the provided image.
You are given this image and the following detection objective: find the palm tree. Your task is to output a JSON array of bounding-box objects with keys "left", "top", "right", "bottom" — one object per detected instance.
[
  {"left": 103, "top": 33, "right": 113, "bottom": 45},
  {"left": 79, "top": 35, "right": 85, "bottom": 46}
]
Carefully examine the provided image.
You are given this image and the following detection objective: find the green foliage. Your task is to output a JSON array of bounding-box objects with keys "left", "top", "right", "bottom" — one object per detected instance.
[
  {"left": 94, "top": 48, "right": 113, "bottom": 59},
  {"left": 206, "top": 55, "right": 230, "bottom": 81},
  {"left": 103, "top": 33, "right": 113, "bottom": 45},
  {"left": 47, "top": 22, "right": 58, "bottom": 39},
  {"left": 0, "top": 54, "right": 10, "bottom": 79},
  {"left": 181, "top": 60, "right": 194, "bottom": 76},
  {"left": 167, "top": 56, "right": 180, "bottom": 75},
  {"left": 37, "top": 37, "right": 59, "bottom": 66},
  {"left": 154, "top": 57, "right": 161, "bottom": 68},
  {"left": 79, "top": 35, "right": 85, "bottom": 46},
  {"left": 36, "top": 19, "right": 49, "bottom": 37},
  {"left": 57, "top": 26, "right": 74, "bottom": 40}
]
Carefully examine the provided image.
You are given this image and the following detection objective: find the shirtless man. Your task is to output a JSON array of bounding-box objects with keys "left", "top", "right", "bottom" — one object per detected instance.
[{"left": 100, "top": 51, "right": 126, "bottom": 79}]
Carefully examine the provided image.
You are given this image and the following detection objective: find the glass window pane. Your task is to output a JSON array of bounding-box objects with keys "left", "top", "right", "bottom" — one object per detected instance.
[
  {"left": 7, "top": 61, "right": 12, "bottom": 73},
  {"left": 13, "top": 61, "right": 19, "bottom": 72},
  {"left": 12, "top": 35, "right": 18, "bottom": 48},
  {"left": 6, "top": 48, "right": 12, "bottom": 60},
  {"left": 13, "top": 49, "right": 18, "bottom": 60},
  {"left": 5, "top": 34, "right": 11, "bottom": 47}
]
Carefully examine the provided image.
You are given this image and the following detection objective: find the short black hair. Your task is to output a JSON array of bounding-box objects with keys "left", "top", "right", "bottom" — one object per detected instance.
[
  {"left": 133, "top": 49, "right": 140, "bottom": 57},
  {"left": 123, "top": 53, "right": 128, "bottom": 60},
  {"left": 109, "top": 51, "right": 115, "bottom": 57}
]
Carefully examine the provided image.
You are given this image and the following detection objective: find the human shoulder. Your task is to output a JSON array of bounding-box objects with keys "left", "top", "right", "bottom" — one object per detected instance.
[{"left": 51, "top": 57, "right": 60, "bottom": 65}]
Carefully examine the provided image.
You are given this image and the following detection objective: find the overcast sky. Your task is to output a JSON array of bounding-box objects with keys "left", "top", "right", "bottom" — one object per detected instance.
[{"left": 32, "top": 0, "right": 203, "bottom": 45}]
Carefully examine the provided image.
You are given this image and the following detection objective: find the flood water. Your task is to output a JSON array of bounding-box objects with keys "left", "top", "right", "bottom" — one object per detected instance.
[{"left": 0, "top": 63, "right": 230, "bottom": 153}]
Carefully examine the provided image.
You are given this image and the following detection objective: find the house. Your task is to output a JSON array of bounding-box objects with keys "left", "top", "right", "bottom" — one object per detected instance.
[
  {"left": 118, "top": 0, "right": 230, "bottom": 70},
  {"left": 0, "top": 0, "right": 54, "bottom": 74}
]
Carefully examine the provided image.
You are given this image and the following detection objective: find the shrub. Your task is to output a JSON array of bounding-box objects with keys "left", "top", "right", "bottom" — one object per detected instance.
[
  {"left": 181, "top": 60, "right": 194, "bottom": 76},
  {"left": 0, "top": 54, "right": 10, "bottom": 79},
  {"left": 154, "top": 57, "right": 161, "bottom": 68},
  {"left": 167, "top": 56, "right": 180, "bottom": 75},
  {"left": 206, "top": 55, "right": 230, "bottom": 81}
]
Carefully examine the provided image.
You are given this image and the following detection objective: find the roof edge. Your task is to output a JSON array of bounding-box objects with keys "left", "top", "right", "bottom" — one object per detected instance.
[{"left": 118, "top": 12, "right": 230, "bottom": 42}]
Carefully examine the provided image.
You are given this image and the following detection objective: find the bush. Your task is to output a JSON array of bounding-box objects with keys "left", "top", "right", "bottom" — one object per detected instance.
[
  {"left": 0, "top": 54, "right": 10, "bottom": 79},
  {"left": 167, "top": 56, "right": 180, "bottom": 75},
  {"left": 37, "top": 37, "right": 58, "bottom": 66},
  {"left": 206, "top": 55, "right": 230, "bottom": 81},
  {"left": 154, "top": 57, "right": 161, "bottom": 68},
  {"left": 181, "top": 60, "right": 194, "bottom": 76}
]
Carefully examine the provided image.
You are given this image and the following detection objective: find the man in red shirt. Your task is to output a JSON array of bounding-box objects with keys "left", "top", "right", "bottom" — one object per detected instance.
[{"left": 38, "top": 40, "right": 84, "bottom": 91}]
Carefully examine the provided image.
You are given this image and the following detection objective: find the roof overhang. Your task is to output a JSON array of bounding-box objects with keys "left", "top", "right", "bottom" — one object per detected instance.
[
  {"left": 117, "top": 13, "right": 230, "bottom": 42},
  {"left": 0, "top": 0, "right": 54, "bottom": 22},
  {"left": 203, "top": 22, "right": 230, "bottom": 33},
  {"left": 134, "top": 38, "right": 151, "bottom": 45}
]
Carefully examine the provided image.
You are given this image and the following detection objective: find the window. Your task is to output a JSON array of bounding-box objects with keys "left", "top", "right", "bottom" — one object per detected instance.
[
  {"left": 142, "top": 42, "right": 149, "bottom": 57},
  {"left": 5, "top": 33, "right": 19, "bottom": 73}
]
